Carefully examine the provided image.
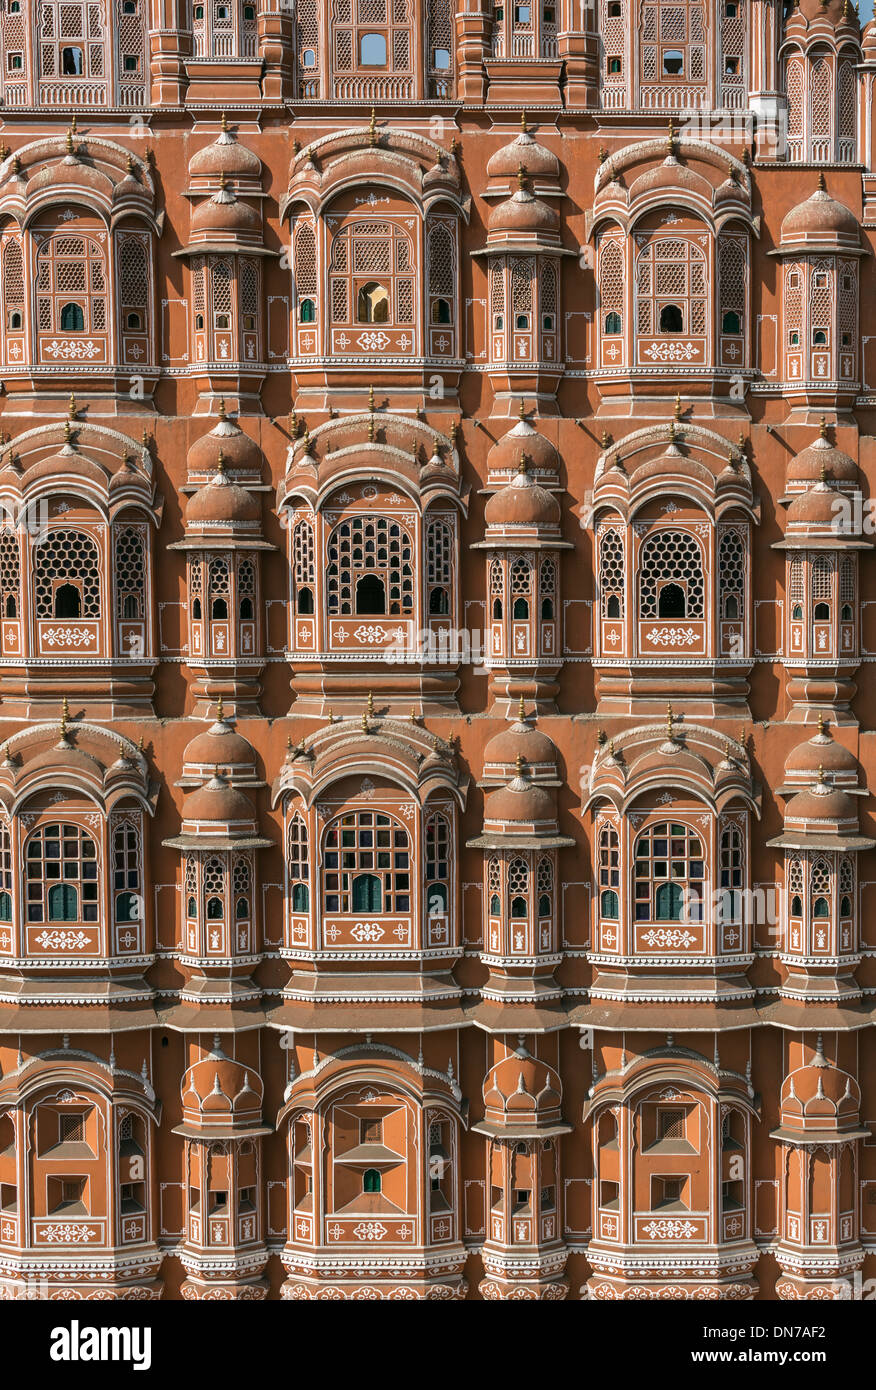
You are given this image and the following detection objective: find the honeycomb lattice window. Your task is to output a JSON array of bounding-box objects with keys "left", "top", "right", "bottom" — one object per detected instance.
[
  {"left": 599, "top": 528, "right": 625, "bottom": 618},
  {"left": 293, "top": 221, "right": 318, "bottom": 301},
  {"left": 635, "top": 237, "right": 707, "bottom": 337},
  {"left": 34, "top": 529, "right": 101, "bottom": 618},
  {"left": 35, "top": 232, "right": 108, "bottom": 336},
  {"left": 638, "top": 530, "right": 705, "bottom": 619},
  {"left": 26, "top": 822, "right": 99, "bottom": 924},
  {"left": 114, "top": 525, "right": 146, "bottom": 621},
  {"left": 296, "top": 0, "right": 320, "bottom": 91},
  {"left": 3, "top": 238, "right": 24, "bottom": 319},
  {"left": 0, "top": 528, "right": 20, "bottom": 618},
  {"left": 326, "top": 514, "right": 414, "bottom": 617},
  {"left": 293, "top": 520, "right": 316, "bottom": 585},
  {"left": 599, "top": 237, "right": 624, "bottom": 333},
  {"left": 788, "top": 856, "right": 804, "bottom": 897},
  {"left": 718, "top": 527, "right": 745, "bottom": 619}
]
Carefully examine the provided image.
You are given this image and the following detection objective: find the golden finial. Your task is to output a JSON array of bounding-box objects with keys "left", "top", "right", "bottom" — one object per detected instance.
[
  {"left": 517, "top": 162, "right": 527, "bottom": 191},
  {"left": 63, "top": 420, "right": 72, "bottom": 444},
  {"left": 369, "top": 108, "right": 377, "bottom": 146},
  {"left": 216, "top": 695, "right": 224, "bottom": 721},
  {"left": 674, "top": 392, "right": 682, "bottom": 421},
  {"left": 410, "top": 707, "right": 418, "bottom": 722},
  {"left": 666, "top": 119, "right": 677, "bottom": 154},
  {"left": 818, "top": 762, "right": 826, "bottom": 783},
  {"left": 327, "top": 707, "right": 334, "bottom": 723},
  {"left": 609, "top": 738, "right": 616, "bottom": 757},
  {"left": 517, "top": 452, "right": 529, "bottom": 474},
  {"left": 819, "top": 415, "right": 828, "bottom": 439},
  {"left": 520, "top": 110, "right": 528, "bottom": 133},
  {"left": 739, "top": 724, "right": 746, "bottom": 746},
  {"left": 66, "top": 127, "right": 74, "bottom": 156},
  {"left": 68, "top": 393, "right": 77, "bottom": 419},
  {"left": 141, "top": 426, "right": 149, "bottom": 452},
  {"left": 218, "top": 397, "right": 227, "bottom": 421},
  {"left": 70, "top": 114, "right": 77, "bottom": 134},
  {"left": 601, "top": 429, "right": 611, "bottom": 449},
  {"left": 126, "top": 151, "right": 135, "bottom": 174},
  {"left": 668, "top": 419, "right": 677, "bottom": 444},
  {"left": 666, "top": 703, "right": 675, "bottom": 739},
  {"left": 817, "top": 171, "right": 826, "bottom": 192},
  {"left": 362, "top": 711, "right": 369, "bottom": 733},
  {"left": 518, "top": 695, "right": 526, "bottom": 722},
  {"left": 302, "top": 429, "right": 311, "bottom": 454},
  {"left": 290, "top": 407, "right": 298, "bottom": 436},
  {"left": 597, "top": 728, "right": 607, "bottom": 745},
  {"left": 598, "top": 146, "right": 608, "bottom": 164},
  {"left": 368, "top": 414, "right": 376, "bottom": 444},
  {"left": 218, "top": 171, "right": 228, "bottom": 192},
  {"left": 518, "top": 398, "right": 526, "bottom": 420},
  {"left": 216, "top": 449, "right": 226, "bottom": 475},
  {"left": 367, "top": 690, "right": 374, "bottom": 719},
  {"left": 449, "top": 419, "right": 458, "bottom": 447},
  {"left": 515, "top": 752, "right": 524, "bottom": 777},
  {"left": 368, "top": 384, "right": 375, "bottom": 413},
  {"left": 221, "top": 111, "right": 228, "bottom": 133},
  {"left": 138, "top": 735, "right": 144, "bottom": 753},
  {"left": 11, "top": 155, "right": 20, "bottom": 176},
  {"left": 60, "top": 696, "right": 70, "bottom": 741},
  {"left": 817, "top": 710, "right": 825, "bottom": 736}
]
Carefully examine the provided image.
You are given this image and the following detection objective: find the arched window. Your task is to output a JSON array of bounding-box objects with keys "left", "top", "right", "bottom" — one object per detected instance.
[
  {"left": 327, "top": 515, "right": 414, "bottom": 618},
  {"left": 329, "top": 220, "right": 415, "bottom": 341},
  {"left": 0, "top": 822, "right": 12, "bottom": 923},
  {"left": 638, "top": 530, "right": 705, "bottom": 620},
  {"left": 510, "top": 555, "right": 533, "bottom": 621},
  {"left": 288, "top": 815, "right": 310, "bottom": 912},
  {"left": 118, "top": 235, "right": 150, "bottom": 340},
  {"left": 26, "top": 823, "right": 99, "bottom": 924},
  {"left": 2, "top": 238, "right": 24, "bottom": 338},
  {"left": 112, "top": 820, "right": 141, "bottom": 924},
  {"left": 114, "top": 526, "right": 146, "bottom": 625},
  {"left": 598, "top": 823, "right": 620, "bottom": 917},
  {"left": 634, "top": 821, "right": 705, "bottom": 922},
  {"left": 719, "top": 822, "right": 744, "bottom": 926},
  {"left": 292, "top": 520, "right": 316, "bottom": 616},
  {"left": 33, "top": 531, "right": 101, "bottom": 620},
  {"left": 323, "top": 811, "right": 410, "bottom": 914},
  {"left": 490, "top": 556, "right": 504, "bottom": 621},
  {"left": 425, "top": 811, "right": 451, "bottom": 916},
  {"left": 718, "top": 527, "right": 745, "bottom": 625},
  {"left": 599, "top": 529, "right": 625, "bottom": 620},
  {"left": 508, "top": 857, "right": 529, "bottom": 917},
  {"left": 635, "top": 237, "right": 707, "bottom": 343},
  {"left": 599, "top": 237, "right": 624, "bottom": 339},
  {"left": 810, "top": 858, "right": 831, "bottom": 920},
  {"left": 363, "top": 1168, "right": 382, "bottom": 1193},
  {"left": 203, "top": 857, "right": 226, "bottom": 922},
  {"left": 330, "top": 0, "right": 415, "bottom": 96},
  {"left": 36, "top": 232, "right": 108, "bottom": 338},
  {"left": 426, "top": 517, "right": 454, "bottom": 620},
  {"left": 208, "top": 556, "right": 230, "bottom": 622}
]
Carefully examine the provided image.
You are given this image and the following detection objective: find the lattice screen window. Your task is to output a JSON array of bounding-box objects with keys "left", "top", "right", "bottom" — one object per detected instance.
[
  {"left": 839, "top": 855, "right": 854, "bottom": 908},
  {"left": 810, "top": 261, "right": 832, "bottom": 345},
  {"left": 537, "top": 855, "right": 553, "bottom": 914},
  {"left": 202, "top": 855, "right": 227, "bottom": 920},
  {"left": 840, "top": 556, "right": 855, "bottom": 612},
  {"left": 3, "top": 238, "right": 24, "bottom": 331},
  {"left": 426, "top": 517, "right": 453, "bottom": 615},
  {"left": 0, "top": 821, "right": 12, "bottom": 922},
  {"left": 114, "top": 525, "right": 146, "bottom": 621},
  {"left": 635, "top": 237, "right": 707, "bottom": 337},
  {"left": 293, "top": 221, "right": 318, "bottom": 319},
  {"left": 539, "top": 555, "right": 556, "bottom": 618},
  {"left": 288, "top": 815, "right": 310, "bottom": 910},
  {"left": 601, "top": 0, "right": 626, "bottom": 83},
  {"left": 35, "top": 232, "right": 108, "bottom": 336},
  {"left": 633, "top": 820, "right": 705, "bottom": 922},
  {"left": 331, "top": 0, "right": 413, "bottom": 74},
  {"left": 0, "top": 528, "right": 20, "bottom": 619},
  {"left": 638, "top": 530, "right": 705, "bottom": 619},
  {"left": 116, "top": 0, "right": 146, "bottom": 85},
  {"left": 784, "top": 263, "right": 803, "bottom": 348},
  {"left": 26, "top": 822, "right": 99, "bottom": 924},
  {"left": 540, "top": 261, "right": 557, "bottom": 329},
  {"left": 33, "top": 529, "right": 101, "bottom": 618},
  {"left": 838, "top": 261, "right": 857, "bottom": 354},
  {"left": 789, "top": 555, "right": 804, "bottom": 617},
  {"left": 599, "top": 528, "right": 625, "bottom": 618},
  {"left": 809, "top": 856, "right": 832, "bottom": 916},
  {"left": 490, "top": 556, "right": 504, "bottom": 619},
  {"left": 117, "top": 235, "right": 149, "bottom": 333},
  {"left": 719, "top": 0, "right": 745, "bottom": 90},
  {"left": 490, "top": 262, "right": 505, "bottom": 327},
  {"left": 838, "top": 54, "right": 856, "bottom": 145},
  {"left": 425, "top": 811, "right": 451, "bottom": 913},
  {"left": 507, "top": 857, "right": 530, "bottom": 916},
  {"left": 785, "top": 56, "right": 804, "bottom": 146},
  {"left": 293, "top": 519, "right": 316, "bottom": 611},
  {"left": 0, "top": 5, "right": 27, "bottom": 89},
  {"left": 207, "top": 555, "right": 230, "bottom": 618},
  {"left": 639, "top": 0, "right": 707, "bottom": 86},
  {"left": 323, "top": 810, "right": 411, "bottom": 914},
  {"left": 112, "top": 819, "right": 141, "bottom": 922},
  {"left": 426, "top": 0, "right": 453, "bottom": 92},
  {"left": 38, "top": 1, "right": 106, "bottom": 81},
  {"left": 210, "top": 259, "right": 234, "bottom": 330},
  {"left": 811, "top": 555, "right": 833, "bottom": 609},
  {"left": 718, "top": 527, "right": 745, "bottom": 621},
  {"left": 192, "top": 0, "right": 258, "bottom": 59},
  {"left": 237, "top": 555, "right": 255, "bottom": 619},
  {"left": 510, "top": 257, "right": 535, "bottom": 329},
  {"left": 599, "top": 237, "right": 624, "bottom": 335},
  {"left": 326, "top": 515, "right": 414, "bottom": 617},
  {"left": 718, "top": 235, "right": 745, "bottom": 336},
  {"left": 426, "top": 219, "right": 456, "bottom": 324},
  {"left": 233, "top": 854, "right": 251, "bottom": 916},
  {"left": 239, "top": 258, "right": 260, "bottom": 329},
  {"left": 296, "top": 0, "right": 319, "bottom": 89},
  {"left": 810, "top": 56, "right": 831, "bottom": 147},
  {"left": 719, "top": 822, "right": 744, "bottom": 924},
  {"left": 510, "top": 554, "right": 533, "bottom": 619},
  {"left": 598, "top": 823, "right": 620, "bottom": 918},
  {"left": 329, "top": 220, "right": 416, "bottom": 328}
]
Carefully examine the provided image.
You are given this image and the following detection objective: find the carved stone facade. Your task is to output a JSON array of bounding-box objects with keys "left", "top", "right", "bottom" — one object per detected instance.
[{"left": 0, "top": 0, "right": 874, "bottom": 1303}]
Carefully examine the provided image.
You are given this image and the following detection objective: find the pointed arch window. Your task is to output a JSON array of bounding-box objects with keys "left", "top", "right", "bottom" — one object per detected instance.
[
  {"left": 327, "top": 515, "right": 414, "bottom": 618},
  {"left": 288, "top": 814, "right": 310, "bottom": 912}
]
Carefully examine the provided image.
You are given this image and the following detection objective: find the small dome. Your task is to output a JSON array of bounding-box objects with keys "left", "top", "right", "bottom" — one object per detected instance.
[
  {"left": 781, "top": 183, "right": 859, "bottom": 248},
  {"left": 488, "top": 185, "right": 559, "bottom": 239},
  {"left": 486, "top": 126, "right": 560, "bottom": 182},
  {"left": 181, "top": 1051, "right": 264, "bottom": 1132},
  {"left": 187, "top": 406, "right": 263, "bottom": 478},
  {"left": 780, "top": 1042, "right": 861, "bottom": 1136},
  {"left": 629, "top": 154, "right": 712, "bottom": 205},
  {"left": 484, "top": 463, "right": 561, "bottom": 528},
  {"left": 483, "top": 710, "right": 559, "bottom": 781},
  {"left": 784, "top": 776, "right": 859, "bottom": 833},
  {"left": 186, "top": 462, "right": 261, "bottom": 526},
  {"left": 184, "top": 774, "right": 258, "bottom": 833},
  {"left": 182, "top": 713, "right": 259, "bottom": 783},
  {"left": 188, "top": 123, "right": 262, "bottom": 182},
  {"left": 482, "top": 1051, "right": 564, "bottom": 1129},
  {"left": 785, "top": 480, "right": 845, "bottom": 531},
  {"left": 784, "top": 720, "right": 859, "bottom": 789},
  {"left": 190, "top": 183, "right": 260, "bottom": 240},
  {"left": 488, "top": 417, "right": 560, "bottom": 478},
  {"left": 483, "top": 770, "right": 558, "bottom": 831},
  {"left": 787, "top": 430, "right": 857, "bottom": 488}
]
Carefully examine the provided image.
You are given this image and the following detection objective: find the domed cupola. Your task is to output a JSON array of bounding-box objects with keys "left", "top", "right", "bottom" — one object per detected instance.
[
  {"left": 487, "top": 409, "right": 561, "bottom": 485},
  {"left": 189, "top": 178, "right": 263, "bottom": 251},
  {"left": 179, "top": 700, "right": 262, "bottom": 788},
  {"left": 485, "top": 116, "right": 561, "bottom": 193},
  {"left": 780, "top": 179, "right": 861, "bottom": 254},
  {"left": 778, "top": 715, "right": 862, "bottom": 797},
  {"left": 179, "top": 1046, "right": 268, "bottom": 1138},
  {"left": 776, "top": 1038, "right": 865, "bottom": 1141},
  {"left": 188, "top": 115, "right": 263, "bottom": 193},
  {"left": 484, "top": 458, "right": 562, "bottom": 534},
  {"left": 778, "top": 769, "right": 866, "bottom": 847},
  {"left": 487, "top": 171, "right": 561, "bottom": 250},
  {"left": 482, "top": 702, "right": 560, "bottom": 785},
  {"left": 783, "top": 421, "right": 859, "bottom": 497},
  {"left": 186, "top": 401, "right": 265, "bottom": 488},
  {"left": 477, "top": 1046, "right": 569, "bottom": 1139}
]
